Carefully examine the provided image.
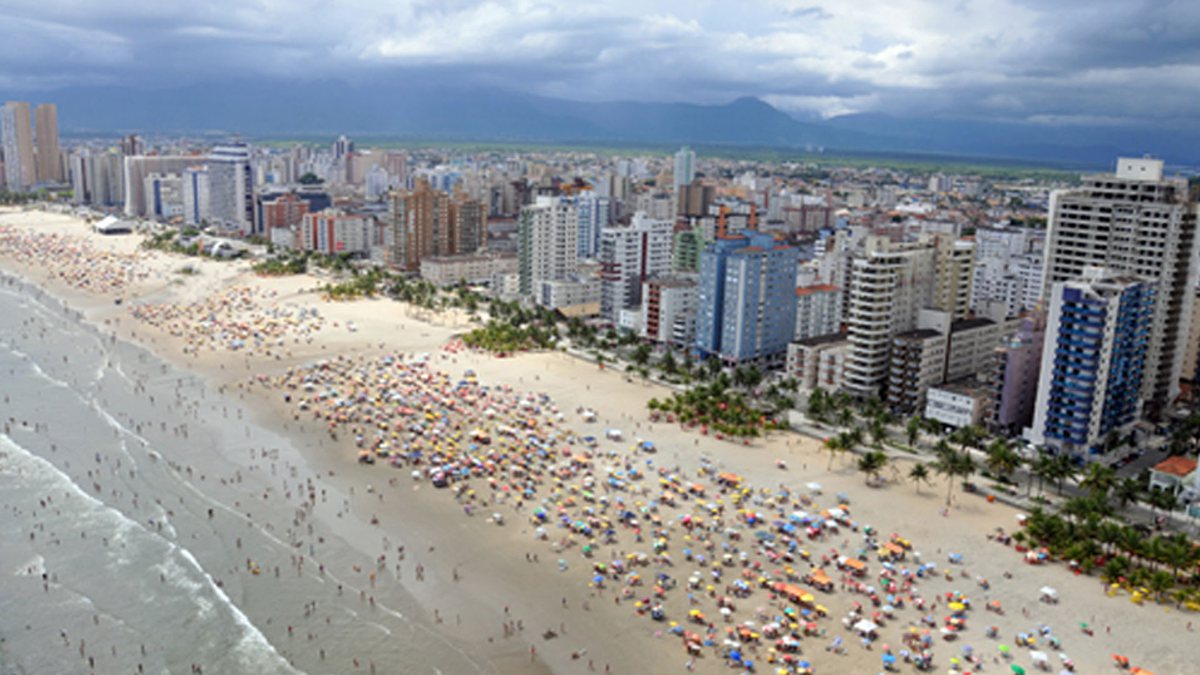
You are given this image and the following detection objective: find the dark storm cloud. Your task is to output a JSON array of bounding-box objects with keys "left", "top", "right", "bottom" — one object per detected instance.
[{"left": 1, "top": 0, "right": 1198, "bottom": 125}]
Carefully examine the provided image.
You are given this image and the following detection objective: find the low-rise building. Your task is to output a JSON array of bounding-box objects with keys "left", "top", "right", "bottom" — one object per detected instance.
[
  {"left": 1149, "top": 456, "right": 1197, "bottom": 494},
  {"left": 926, "top": 379, "right": 992, "bottom": 429},
  {"left": 787, "top": 333, "right": 851, "bottom": 393},
  {"left": 419, "top": 252, "right": 518, "bottom": 287},
  {"left": 538, "top": 276, "right": 600, "bottom": 314}
]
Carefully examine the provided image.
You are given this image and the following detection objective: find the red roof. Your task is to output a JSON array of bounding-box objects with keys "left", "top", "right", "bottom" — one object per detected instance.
[
  {"left": 1152, "top": 456, "right": 1197, "bottom": 477},
  {"left": 796, "top": 284, "right": 840, "bottom": 296}
]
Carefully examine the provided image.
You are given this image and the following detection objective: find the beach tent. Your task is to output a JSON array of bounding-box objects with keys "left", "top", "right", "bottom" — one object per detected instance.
[
  {"left": 1039, "top": 586, "right": 1058, "bottom": 603},
  {"left": 93, "top": 215, "right": 132, "bottom": 235},
  {"left": 853, "top": 619, "right": 878, "bottom": 636}
]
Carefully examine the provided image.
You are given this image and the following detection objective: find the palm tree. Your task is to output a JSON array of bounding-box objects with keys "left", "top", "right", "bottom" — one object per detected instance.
[
  {"left": 985, "top": 438, "right": 1021, "bottom": 483},
  {"left": 932, "top": 438, "right": 954, "bottom": 462},
  {"left": 1050, "top": 455, "right": 1077, "bottom": 495},
  {"left": 1149, "top": 488, "right": 1179, "bottom": 516},
  {"left": 658, "top": 349, "right": 678, "bottom": 377},
  {"left": 909, "top": 463, "right": 932, "bottom": 494},
  {"left": 1102, "top": 555, "right": 1131, "bottom": 585},
  {"left": 1113, "top": 477, "right": 1142, "bottom": 510},
  {"left": 807, "top": 388, "right": 828, "bottom": 423},
  {"left": 906, "top": 416, "right": 922, "bottom": 447},
  {"left": 824, "top": 435, "right": 844, "bottom": 470},
  {"left": 1118, "top": 526, "right": 1144, "bottom": 565},
  {"left": 869, "top": 417, "right": 888, "bottom": 448},
  {"left": 1079, "top": 462, "right": 1117, "bottom": 500},
  {"left": 836, "top": 404, "right": 854, "bottom": 429},
  {"left": 844, "top": 427, "right": 865, "bottom": 452},
  {"left": 1030, "top": 454, "right": 1056, "bottom": 497},
  {"left": 857, "top": 451, "right": 889, "bottom": 485},
  {"left": 632, "top": 343, "right": 652, "bottom": 367},
  {"left": 951, "top": 424, "right": 985, "bottom": 454},
  {"left": 934, "top": 449, "right": 974, "bottom": 507},
  {"left": 1148, "top": 570, "right": 1174, "bottom": 601}
]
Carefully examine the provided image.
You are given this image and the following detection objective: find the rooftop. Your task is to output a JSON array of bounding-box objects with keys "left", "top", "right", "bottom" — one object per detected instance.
[
  {"left": 793, "top": 332, "right": 850, "bottom": 348},
  {"left": 796, "top": 284, "right": 839, "bottom": 296},
  {"left": 1151, "top": 456, "right": 1197, "bottom": 478},
  {"left": 895, "top": 329, "right": 943, "bottom": 341},
  {"left": 951, "top": 317, "right": 996, "bottom": 333}
]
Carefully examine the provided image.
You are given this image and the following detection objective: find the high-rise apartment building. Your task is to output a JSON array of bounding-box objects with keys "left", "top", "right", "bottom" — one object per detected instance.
[
  {"left": 990, "top": 315, "right": 1045, "bottom": 436},
  {"left": 121, "top": 134, "right": 144, "bottom": 157},
  {"left": 678, "top": 182, "right": 715, "bottom": 218},
  {"left": 598, "top": 213, "right": 674, "bottom": 323},
  {"left": 301, "top": 210, "right": 380, "bottom": 256},
  {"left": 206, "top": 143, "right": 254, "bottom": 232},
  {"left": 450, "top": 193, "right": 487, "bottom": 256},
  {"left": 842, "top": 236, "right": 938, "bottom": 397},
  {"left": 694, "top": 230, "right": 799, "bottom": 365},
  {"left": 842, "top": 234, "right": 975, "bottom": 398},
  {"left": 181, "top": 166, "right": 211, "bottom": 225},
  {"left": 575, "top": 192, "right": 611, "bottom": 259},
  {"left": 1, "top": 102, "right": 35, "bottom": 190},
  {"left": 794, "top": 283, "right": 842, "bottom": 341},
  {"left": 1029, "top": 268, "right": 1154, "bottom": 456},
  {"left": 124, "top": 156, "right": 198, "bottom": 217},
  {"left": 144, "top": 173, "right": 185, "bottom": 219},
  {"left": 641, "top": 275, "right": 698, "bottom": 346},
  {"left": 517, "top": 196, "right": 578, "bottom": 297},
  {"left": 70, "top": 150, "right": 124, "bottom": 206},
  {"left": 673, "top": 147, "right": 696, "bottom": 193},
  {"left": 34, "top": 103, "right": 62, "bottom": 183},
  {"left": 257, "top": 191, "right": 311, "bottom": 232},
  {"left": 390, "top": 179, "right": 486, "bottom": 272},
  {"left": 935, "top": 237, "right": 976, "bottom": 320},
  {"left": 1042, "top": 157, "right": 1199, "bottom": 415}
]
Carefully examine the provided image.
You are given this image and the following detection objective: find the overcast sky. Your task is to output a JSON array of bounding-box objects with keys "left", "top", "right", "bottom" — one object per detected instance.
[{"left": 2, "top": 0, "right": 1198, "bottom": 124}]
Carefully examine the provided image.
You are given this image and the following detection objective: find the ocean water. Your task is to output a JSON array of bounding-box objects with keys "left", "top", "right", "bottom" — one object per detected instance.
[{"left": 0, "top": 275, "right": 484, "bottom": 674}]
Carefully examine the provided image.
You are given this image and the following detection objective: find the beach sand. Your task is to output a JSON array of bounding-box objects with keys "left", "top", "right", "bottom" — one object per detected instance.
[{"left": 1, "top": 206, "right": 1193, "bottom": 675}]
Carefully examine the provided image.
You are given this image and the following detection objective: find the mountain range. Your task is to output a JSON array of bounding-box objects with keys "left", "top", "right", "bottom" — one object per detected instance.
[{"left": 10, "top": 79, "right": 1200, "bottom": 168}]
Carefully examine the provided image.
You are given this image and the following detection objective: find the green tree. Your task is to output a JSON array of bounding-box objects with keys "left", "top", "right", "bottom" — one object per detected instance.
[
  {"left": 823, "top": 435, "right": 844, "bottom": 470},
  {"left": 985, "top": 438, "right": 1021, "bottom": 482},
  {"left": 909, "top": 463, "right": 932, "bottom": 494},
  {"left": 1113, "top": 477, "right": 1142, "bottom": 510},
  {"left": 934, "top": 448, "right": 975, "bottom": 507},
  {"left": 905, "top": 416, "right": 922, "bottom": 447},
  {"left": 869, "top": 417, "right": 888, "bottom": 449},
  {"left": 857, "top": 450, "right": 889, "bottom": 485},
  {"left": 1078, "top": 462, "right": 1117, "bottom": 500},
  {"left": 632, "top": 343, "right": 652, "bottom": 367},
  {"left": 807, "top": 388, "right": 828, "bottom": 423}
]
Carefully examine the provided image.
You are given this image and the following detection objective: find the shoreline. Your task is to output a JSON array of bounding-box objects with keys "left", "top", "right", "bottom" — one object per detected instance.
[{"left": 1, "top": 207, "right": 1194, "bottom": 675}]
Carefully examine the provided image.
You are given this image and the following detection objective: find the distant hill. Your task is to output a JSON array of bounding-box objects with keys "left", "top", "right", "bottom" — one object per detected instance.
[{"left": 8, "top": 78, "right": 1198, "bottom": 167}]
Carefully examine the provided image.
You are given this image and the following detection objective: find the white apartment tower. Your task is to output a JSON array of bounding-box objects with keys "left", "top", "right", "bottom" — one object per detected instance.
[
  {"left": 598, "top": 212, "right": 674, "bottom": 323},
  {"left": 1042, "top": 156, "right": 1200, "bottom": 414},
  {"left": 673, "top": 146, "right": 696, "bottom": 192},
  {"left": 206, "top": 143, "right": 254, "bottom": 232},
  {"left": 842, "top": 233, "right": 976, "bottom": 398},
  {"left": 518, "top": 196, "right": 579, "bottom": 297}
]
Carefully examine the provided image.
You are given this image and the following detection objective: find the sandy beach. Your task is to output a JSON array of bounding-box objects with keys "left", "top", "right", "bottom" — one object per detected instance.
[{"left": 1, "top": 206, "right": 1194, "bottom": 675}]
